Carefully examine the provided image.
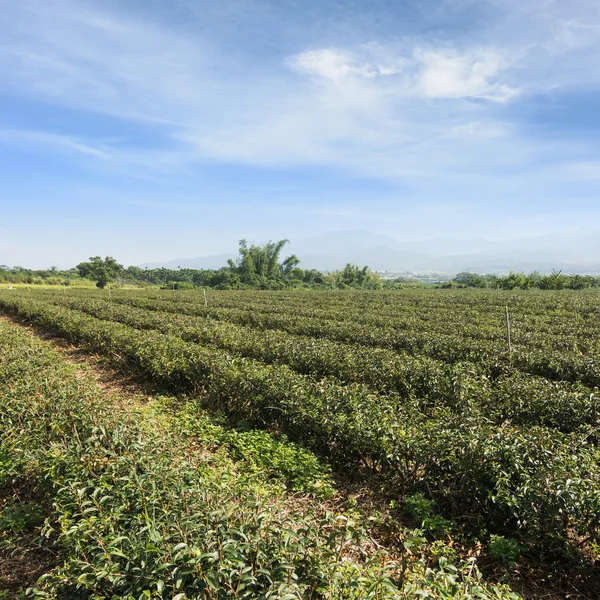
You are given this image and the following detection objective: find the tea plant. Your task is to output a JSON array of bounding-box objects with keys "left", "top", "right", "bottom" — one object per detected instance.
[
  {"left": 3, "top": 287, "right": 600, "bottom": 594},
  {"left": 0, "top": 318, "right": 518, "bottom": 599}
]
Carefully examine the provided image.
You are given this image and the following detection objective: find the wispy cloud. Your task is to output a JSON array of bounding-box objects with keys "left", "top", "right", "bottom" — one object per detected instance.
[
  {"left": 0, "top": 129, "right": 111, "bottom": 158},
  {"left": 0, "top": 0, "right": 598, "bottom": 188}
]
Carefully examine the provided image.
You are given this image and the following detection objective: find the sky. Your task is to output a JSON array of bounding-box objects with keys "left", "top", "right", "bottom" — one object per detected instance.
[{"left": 1, "top": 0, "right": 599, "bottom": 267}]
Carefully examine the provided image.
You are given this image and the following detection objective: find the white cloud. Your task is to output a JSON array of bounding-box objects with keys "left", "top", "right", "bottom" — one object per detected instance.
[
  {"left": 288, "top": 48, "right": 403, "bottom": 80},
  {"left": 414, "top": 48, "right": 519, "bottom": 101},
  {"left": 0, "top": 0, "right": 598, "bottom": 187},
  {"left": 287, "top": 44, "right": 519, "bottom": 102}
]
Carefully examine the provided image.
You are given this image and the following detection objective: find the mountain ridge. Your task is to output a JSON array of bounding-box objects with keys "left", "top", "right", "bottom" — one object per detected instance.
[{"left": 139, "top": 229, "right": 600, "bottom": 274}]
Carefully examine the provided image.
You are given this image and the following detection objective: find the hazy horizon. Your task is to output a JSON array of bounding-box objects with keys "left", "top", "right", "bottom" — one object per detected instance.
[
  {"left": 1, "top": 0, "right": 599, "bottom": 267},
  {"left": 5, "top": 228, "right": 600, "bottom": 274}
]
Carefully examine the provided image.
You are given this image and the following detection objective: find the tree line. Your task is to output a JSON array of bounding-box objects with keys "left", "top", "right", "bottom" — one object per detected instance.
[
  {"left": 4, "top": 241, "right": 599, "bottom": 291},
  {"left": 0, "top": 265, "right": 79, "bottom": 286},
  {"left": 448, "top": 270, "right": 600, "bottom": 290},
  {"left": 1, "top": 240, "right": 385, "bottom": 290}
]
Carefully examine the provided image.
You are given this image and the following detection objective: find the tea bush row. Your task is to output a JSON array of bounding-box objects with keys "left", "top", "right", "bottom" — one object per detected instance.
[
  {"left": 0, "top": 320, "right": 396, "bottom": 598},
  {"left": 97, "top": 294, "right": 600, "bottom": 387},
  {"left": 38, "top": 294, "right": 600, "bottom": 434},
  {"left": 1, "top": 294, "right": 599, "bottom": 561}
]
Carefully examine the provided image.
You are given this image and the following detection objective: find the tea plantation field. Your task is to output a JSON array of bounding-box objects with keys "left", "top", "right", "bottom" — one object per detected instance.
[{"left": 2, "top": 287, "right": 600, "bottom": 598}]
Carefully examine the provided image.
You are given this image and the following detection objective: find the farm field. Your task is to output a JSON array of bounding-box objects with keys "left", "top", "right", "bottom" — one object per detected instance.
[{"left": 2, "top": 287, "right": 600, "bottom": 598}]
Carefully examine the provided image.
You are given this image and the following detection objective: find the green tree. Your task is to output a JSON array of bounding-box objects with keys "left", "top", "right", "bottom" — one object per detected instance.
[
  {"left": 228, "top": 239, "right": 301, "bottom": 285},
  {"left": 454, "top": 272, "right": 488, "bottom": 288},
  {"left": 498, "top": 272, "right": 529, "bottom": 290},
  {"left": 568, "top": 274, "right": 594, "bottom": 289},
  {"left": 333, "top": 264, "right": 381, "bottom": 289},
  {"left": 538, "top": 270, "right": 567, "bottom": 290},
  {"left": 77, "top": 256, "right": 124, "bottom": 288}
]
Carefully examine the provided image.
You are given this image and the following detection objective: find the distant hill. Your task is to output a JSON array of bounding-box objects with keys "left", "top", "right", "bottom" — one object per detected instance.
[{"left": 140, "top": 229, "right": 600, "bottom": 274}]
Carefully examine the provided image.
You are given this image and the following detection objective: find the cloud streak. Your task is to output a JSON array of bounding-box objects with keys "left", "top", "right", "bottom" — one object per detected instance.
[
  {"left": 0, "top": 130, "right": 111, "bottom": 159},
  {"left": 0, "top": 0, "right": 598, "bottom": 198}
]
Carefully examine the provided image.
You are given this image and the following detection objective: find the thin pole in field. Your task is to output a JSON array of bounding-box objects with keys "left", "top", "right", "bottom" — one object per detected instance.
[
  {"left": 203, "top": 288, "right": 207, "bottom": 307},
  {"left": 505, "top": 306, "right": 512, "bottom": 353},
  {"left": 108, "top": 283, "right": 111, "bottom": 298}
]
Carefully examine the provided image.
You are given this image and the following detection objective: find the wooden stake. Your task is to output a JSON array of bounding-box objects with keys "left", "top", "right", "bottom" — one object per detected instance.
[{"left": 505, "top": 306, "right": 512, "bottom": 353}]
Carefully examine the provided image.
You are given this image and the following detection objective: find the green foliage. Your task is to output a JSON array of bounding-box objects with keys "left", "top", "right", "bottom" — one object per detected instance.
[
  {"left": 0, "top": 501, "right": 45, "bottom": 534},
  {"left": 0, "top": 317, "right": 519, "bottom": 599},
  {"left": 5, "top": 240, "right": 600, "bottom": 292},
  {"left": 5, "top": 286, "right": 600, "bottom": 593},
  {"left": 0, "top": 321, "right": 396, "bottom": 598},
  {"left": 172, "top": 400, "right": 336, "bottom": 498},
  {"left": 1, "top": 291, "right": 598, "bottom": 564},
  {"left": 76, "top": 256, "right": 124, "bottom": 288},
  {"left": 429, "top": 540, "right": 458, "bottom": 564},
  {"left": 329, "top": 263, "right": 382, "bottom": 289},
  {"left": 488, "top": 536, "right": 522, "bottom": 565},
  {"left": 0, "top": 265, "right": 82, "bottom": 285},
  {"left": 404, "top": 494, "right": 453, "bottom": 535},
  {"left": 454, "top": 272, "right": 488, "bottom": 288},
  {"left": 227, "top": 239, "right": 302, "bottom": 286},
  {"left": 453, "top": 270, "right": 599, "bottom": 290},
  {"left": 403, "top": 557, "right": 520, "bottom": 600}
]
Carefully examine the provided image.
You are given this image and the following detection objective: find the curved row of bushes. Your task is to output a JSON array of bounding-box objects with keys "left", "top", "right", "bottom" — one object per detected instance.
[
  {"left": 39, "top": 294, "right": 600, "bottom": 434},
  {"left": 43, "top": 290, "right": 600, "bottom": 389},
  {"left": 1, "top": 294, "right": 599, "bottom": 563},
  {"left": 1, "top": 318, "right": 405, "bottom": 599}
]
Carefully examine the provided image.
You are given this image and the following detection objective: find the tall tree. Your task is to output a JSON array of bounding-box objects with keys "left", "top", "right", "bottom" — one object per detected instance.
[
  {"left": 228, "top": 239, "right": 300, "bottom": 284},
  {"left": 77, "top": 256, "right": 124, "bottom": 288}
]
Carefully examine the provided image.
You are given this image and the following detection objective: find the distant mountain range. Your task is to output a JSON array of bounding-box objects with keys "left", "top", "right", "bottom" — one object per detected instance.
[{"left": 140, "top": 229, "right": 600, "bottom": 275}]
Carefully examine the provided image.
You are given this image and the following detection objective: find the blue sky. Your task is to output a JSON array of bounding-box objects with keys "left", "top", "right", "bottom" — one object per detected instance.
[{"left": 1, "top": 0, "right": 599, "bottom": 267}]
